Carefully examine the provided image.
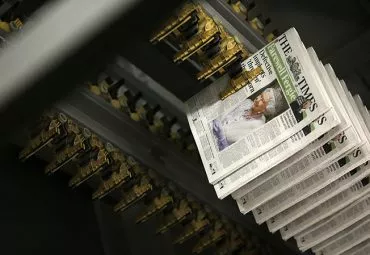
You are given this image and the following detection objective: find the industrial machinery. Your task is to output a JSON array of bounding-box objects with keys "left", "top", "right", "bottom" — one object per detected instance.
[{"left": 0, "top": 0, "right": 369, "bottom": 255}]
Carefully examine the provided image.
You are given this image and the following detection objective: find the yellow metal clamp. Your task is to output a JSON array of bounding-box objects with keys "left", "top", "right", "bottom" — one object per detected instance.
[
  {"left": 92, "top": 157, "right": 132, "bottom": 200},
  {"left": 19, "top": 113, "right": 67, "bottom": 161},
  {"left": 197, "top": 29, "right": 248, "bottom": 80},
  {"left": 113, "top": 175, "right": 153, "bottom": 213},
  {"left": 174, "top": 210, "right": 210, "bottom": 244},
  {"left": 136, "top": 189, "right": 174, "bottom": 224},
  {"left": 174, "top": 13, "right": 219, "bottom": 63},
  {"left": 220, "top": 66, "right": 264, "bottom": 100},
  {"left": 45, "top": 127, "right": 92, "bottom": 175},
  {"left": 156, "top": 199, "right": 192, "bottom": 234},
  {"left": 150, "top": 3, "right": 200, "bottom": 43},
  {"left": 69, "top": 146, "right": 110, "bottom": 188},
  {"left": 193, "top": 227, "right": 227, "bottom": 253}
]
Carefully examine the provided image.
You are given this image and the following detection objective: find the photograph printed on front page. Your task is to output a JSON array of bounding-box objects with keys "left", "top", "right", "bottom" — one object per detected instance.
[{"left": 210, "top": 79, "right": 289, "bottom": 152}]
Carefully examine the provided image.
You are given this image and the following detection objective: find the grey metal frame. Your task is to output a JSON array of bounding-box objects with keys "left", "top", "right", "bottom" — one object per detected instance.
[{"left": 0, "top": 0, "right": 185, "bottom": 138}]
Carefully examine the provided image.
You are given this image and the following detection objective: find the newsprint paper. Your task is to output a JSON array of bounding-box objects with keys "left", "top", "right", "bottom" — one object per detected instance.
[
  {"left": 216, "top": 109, "right": 339, "bottom": 199},
  {"left": 247, "top": 50, "right": 370, "bottom": 223},
  {"left": 280, "top": 175, "right": 370, "bottom": 241},
  {"left": 230, "top": 50, "right": 349, "bottom": 200},
  {"left": 236, "top": 128, "right": 358, "bottom": 214},
  {"left": 295, "top": 194, "right": 370, "bottom": 251},
  {"left": 311, "top": 216, "right": 370, "bottom": 255},
  {"left": 266, "top": 160, "right": 370, "bottom": 233},
  {"left": 339, "top": 240, "right": 370, "bottom": 255},
  {"left": 186, "top": 28, "right": 334, "bottom": 184}
]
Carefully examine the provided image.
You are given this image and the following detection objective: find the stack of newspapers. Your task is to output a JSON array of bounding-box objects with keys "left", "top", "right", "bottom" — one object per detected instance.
[{"left": 186, "top": 28, "right": 370, "bottom": 254}]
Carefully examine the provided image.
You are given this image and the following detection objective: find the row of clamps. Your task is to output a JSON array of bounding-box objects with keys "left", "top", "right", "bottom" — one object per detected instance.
[
  {"left": 19, "top": 111, "right": 266, "bottom": 254},
  {"left": 227, "top": 0, "right": 279, "bottom": 42},
  {"left": 88, "top": 77, "right": 199, "bottom": 157},
  {"left": 149, "top": 1, "right": 264, "bottom": 100}
]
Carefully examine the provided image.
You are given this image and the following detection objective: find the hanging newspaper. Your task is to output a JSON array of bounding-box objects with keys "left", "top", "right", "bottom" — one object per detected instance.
[
  {"left": 266, "top": 161, "right": 370, "bottom": 233},
  {"left": 280, "top": 79, "right": 370, "bottom": 240},
  {"left": 215, "top": 109, "right": 340, "bottom": 199},
  {"left": 311, "top": 216, "right": 370, "bottom": 255},
  {"left": 230, "top": 122, "right": 344, "bottom": 200},
  {"left": 339, "top": 240, "right": 370, "bottom": 255},
  {"left": 280, "top": 175, "right": 370, "bottom": 241},
  {"left": 186, "top": 28, "right": 334, "bottom": 184},
  {"left": 230, "top": 51, "right": 358, "bottom": 201},
  {"left": 248, "top": 51, "right": 370, "bottom": 223},
  {"left": 295, "top": 194, "right": 370, "bottom": 251},
  {"left": 236, "top": 127, "right": 358, "bottom": 215}
]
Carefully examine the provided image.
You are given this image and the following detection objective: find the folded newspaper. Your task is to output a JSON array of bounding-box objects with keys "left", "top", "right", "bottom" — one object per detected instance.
[
  {"left": 266, "top": 160, "right": 370, "bottom": 233},
  {"left": 184, "top": 27, "right": 370, "bottom": 254},
  {"left": 339, "top": 240, "right": 370, "bottom": 255},
  {"left": 295, "top": 193, "right": 370, "bottom": 251},
  {"left": 186, "top": 28, "right": 334, "bottom": 184},
  {"left": 245, "top": 55, "right": 370, "bottom": 222},
  {"left": 311, "top": 215, "right": 370, "bottom": 255}
]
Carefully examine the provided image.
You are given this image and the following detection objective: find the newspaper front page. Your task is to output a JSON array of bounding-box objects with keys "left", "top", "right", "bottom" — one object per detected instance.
[
  {"left": 280, "top": 176, "right": 370, "bottom": 241},
  {"left": 235, "top": 127, "right": 359, "bottom": 214},
  {"left": 295, "top": 194, "right": 370, "bottom": 251},
  {"left": 267, "top": 160, "right": 370, "bottom": 233},
  {"left": 340, "top": 240, "right": 370, "bottom": 255},
  {"left": 214, "top": 109, "right": 339, "bottom": 199},
  {"left": 186, "top": 28, "right": 333, "bottom": 184},
  {"left": 312, "top": 216, "right": 370, "bottom": 255}
]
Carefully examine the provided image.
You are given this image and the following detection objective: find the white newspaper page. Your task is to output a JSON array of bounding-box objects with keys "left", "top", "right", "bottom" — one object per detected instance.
[
  {"left": 340, "top": 240, "right": 370, "bottom": 255},
  {"left": 280, "top": 177, "right": 370, "bottom": 241},
  {"left": 230, "top": 53, "right": 351, "bottom": 200},
  {"left": 215, "top": 109, "right": 339, "bottom": 199},
  {"left": 267, "top": 160, "right": 370, "bottom": 233},
  {"left": 252, "top": 144, "right": 365, "bottom": 224},
  {"left": 235, "top": 127, "right": 358, "bottom": 215},
  {"left": 256, "top": 55, "right": 370, "bottom": 225},
  {"left": 295, "top": 194, "right": 370, "bottom": 251},
  {"left": 186, "top": 28, "right": 333, "bottom": 184},
  {"left": 231, "top": 124, "right": 344, "bottom": 200},
  {"left": 312, "top": 216, "right": 370, "bottom": 255}
]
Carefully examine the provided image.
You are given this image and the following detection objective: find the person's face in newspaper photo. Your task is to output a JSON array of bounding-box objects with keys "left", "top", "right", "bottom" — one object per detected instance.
[
  {"left": 252, "top": 91, "right": 272, "bottom": 116},
  {"left": 211, "top": 80, "right": 289, "bottom": 151}
]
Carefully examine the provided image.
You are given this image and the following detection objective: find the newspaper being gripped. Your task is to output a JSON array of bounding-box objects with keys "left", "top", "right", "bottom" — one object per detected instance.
[
  {"left": 311, "top": 215, "right": 370, "bottom": 255},
  {"left": 214, "top": 109, "right": 339, "bottom": 199},
  {"left": 230, "top": 123, "right": 343, "bottom": 200},
  {"left": 339, "top": 240, "right": 370, "bottom": 255},
  {"left": 186, "top": 28, "right": 334, "bottom": 184},
  {"left": 247, "top": 50, "right": 370, "bottom": 224},
  {"left": 266, "top": 160, "right": 370, "bottom": 233},
  {"left": 280, "top": 175, "right": 370, "bottom": 241},
  {"left": 295, "top": 194, "right": 370, "bottom": 251},
  {"left": 253, "top": 148, "right": 369, "bottom": 225},
  {"left": 235, "top": 125, "right": 359, "bottom": 215},
  {"left": 230, "top": 48, "right": 355, "bottom": 200}
]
